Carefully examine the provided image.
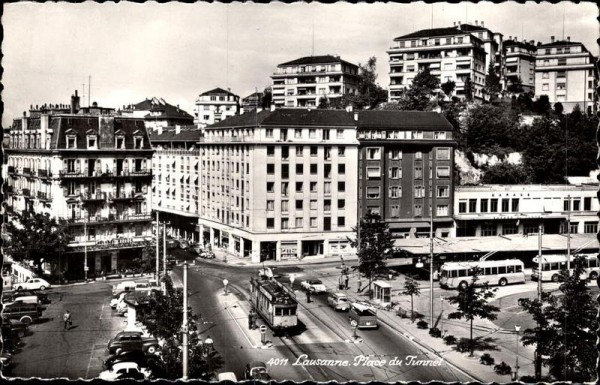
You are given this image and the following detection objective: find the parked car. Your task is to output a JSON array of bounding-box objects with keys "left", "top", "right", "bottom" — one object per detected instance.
[
  {"left": 327, "top": 292, "right": 350, "bottom": 311},
  {"left": 103, "top": 350, "right": 148, "bottom": 370},
  {"left": 14, "top": 278, "right": 51, "bottom": 291},
  {"left": 98, "top": 362, "right": 152, "bottom": 381},
  {"left": 5, "top": 289, "right": 51, "bottom": 304},
  {"left": 178, "top": 239, "right": 190, "bottom": 249},
  {"left": 300, "top": 279, "right": 327, "bottom": 293},
  {"left": 2, "top": 302, "right": 43, "bottom": 324},
  {"left": 217, "top": 372, "right": 238, "bottom": 382},
  {"left": 11, "top": 295, "right": 40, "bottom": 305},
  {"left": 166, "top": 258, "right": 177, "bottom": 270},
  {"left": 0, "top": 352, "right": 13, "bottom": 375},
  {"left": 112, "top": 281, "right": 136, "bottom": 295},
  {"left": 375, "top": 268, "right": 401, "bottom": 280},
  {"left": 2, "top": 319, "right": 29, "bottom": 338},
  {"left": 244, "top": 361, "right": 271, "bottom": 381},
  {"left": 107, "top": 331, "right": 160, "bottom": 355}
]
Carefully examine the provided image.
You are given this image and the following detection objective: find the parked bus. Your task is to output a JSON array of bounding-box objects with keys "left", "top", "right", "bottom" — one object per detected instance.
[
  {"left": 531, "top": 254, "right": 599, "bottom": 282},
  {"left": 440, "top": 259, "right": 526, "bottom": 289},
  {"left": 250, "top": 277, "right": 298, "bottom": 333}
]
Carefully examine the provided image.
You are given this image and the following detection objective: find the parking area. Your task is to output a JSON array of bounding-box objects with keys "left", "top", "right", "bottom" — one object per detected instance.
[{"left": 6, "top": 280, "right": 127, "bottom": 379}]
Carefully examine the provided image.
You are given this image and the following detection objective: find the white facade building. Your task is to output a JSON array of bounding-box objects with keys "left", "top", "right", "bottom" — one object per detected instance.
[{"left": 194, "top": 88, "right": 240, "bottom": 128}]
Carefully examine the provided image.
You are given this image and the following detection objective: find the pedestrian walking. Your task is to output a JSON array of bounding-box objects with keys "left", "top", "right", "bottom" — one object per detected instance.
[
  {"left": 63, "top": 310, "right": 72, "bottom": 330},
  {"left": 305, "top": 289, "right": 311, "bottom": 303},
  {"left": 344, "top": 275, "right": 349, "bottom": 290},
  {"left": 248, "top": 309, "right": 255, "bottom": 330}
]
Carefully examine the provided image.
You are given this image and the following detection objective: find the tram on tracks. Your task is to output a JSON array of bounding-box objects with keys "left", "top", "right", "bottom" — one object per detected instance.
[{"left": 250, "top": 277, "right": 298, "bottom": 332}]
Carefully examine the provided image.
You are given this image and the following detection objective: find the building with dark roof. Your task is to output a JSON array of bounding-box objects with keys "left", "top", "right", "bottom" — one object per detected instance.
[
  {"left": 5, "top": 92, "right": 154, "bottom": 279},
  {"left": 387, "top": 24, "right": 487, "bottom": 102},
  {"left": 148, "top": 126, "right": 202, "bottom": 241},
  {"left": 271, "top": 55, "right": 359, "bottom": 108},
  {"left": 121, "top": 97, "right": 194, "bottom": 132},
  {"left": 194, "top": 87, "right": 240, "bottom": 128},
  {"left": 356, "top": 110, "right": 456, "bottom": 238},
  {"left": 534, "top": 36, "right": 597, "bottom": 113}
]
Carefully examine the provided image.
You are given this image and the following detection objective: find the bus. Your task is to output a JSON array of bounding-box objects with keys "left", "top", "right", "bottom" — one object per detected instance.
[
  {"left": 531, "top": 254, "right": 599, "bottom": 282},
  {"left": 250, "top": 277, "right": 298, "bottom": 333},
  {"left": 440, "top": 259, "right": 526, "bottom": 289}
]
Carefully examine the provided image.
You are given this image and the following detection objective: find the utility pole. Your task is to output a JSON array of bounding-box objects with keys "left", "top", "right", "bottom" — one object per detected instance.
[
  {"left": 182, "top": 262, "right": 189, "bottom": 380},
  {"left": 535, "top": 224, "right": 543, "bottom": 379},
  {"left": 84, "top": 222, "right": 88, "bottom": 281},
  {"left": 156, "top": 212, "right": 160, "bottom": 280},
  {"left": 566, "top": 194, "right": 571, "bottom": 273},
  {"left": 88, "top": 75, "right": 91, "bottom": 107},
  {"left": 163, "top": 222, "right": 167, "bottom": 295},
  {"left": 429, "top": 210, "right": 434, "bottom": 329}
]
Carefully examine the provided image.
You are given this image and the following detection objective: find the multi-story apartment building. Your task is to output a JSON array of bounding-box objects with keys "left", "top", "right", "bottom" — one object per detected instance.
[
  {"left": 503, "top": 37, "right": 537, "bottom": 94},
  {"left": 194, "top": 88, "right": 240, "bottom": 128},
  {"left": 121, "top": 97, "right": 194, "bottom": 133},
  {"left": 198, "top": 108, "right": 359, "bottom": 262},
  {"left": 5, "top": 92, "right": 154, "bottom": 279},
  {"left": 271, "top": 55, "right": 359, "bottom": 108},
  {"left": 535, "top": 36, "right": 597, "bottom": 113},
  {"left": 388, "top": 27, "right": 487, "bottom": 101},
  {"left": 454, "top": 184, "right": 599, "bottom": 237},
  {"left": 149, "top": 126, "right": 201, "bottom": 242},
  {"left": 357, "top": 111, "right": 455, "bottom": 239},
  {"left": 241, "top": 91, "right": 264, "bottom": 114},
  {"left": 457, "top": 21, "right": 504, "bottom": 81}
]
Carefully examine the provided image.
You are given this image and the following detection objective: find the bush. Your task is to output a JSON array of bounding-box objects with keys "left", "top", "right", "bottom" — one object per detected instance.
[
  {"left": 456, "top": 338, "right": 470, "bottom": 353},
  {"left": 443, "top": 335, "right": 457, "bottom": 345},
  {"left": 416, "top": 320, "right": 428, "bottom": 329},
  {"left": 429, "top": 327, "right": 441, "bottom": 338},
  {"left": 480, "top": 353, "right": 495, "bottom": 366},
  {"left": 494, "top": 361, "right": 512, "bottom": 375}
]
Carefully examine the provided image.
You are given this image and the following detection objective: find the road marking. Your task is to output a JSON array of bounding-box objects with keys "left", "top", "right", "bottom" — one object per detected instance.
[
  {"left": 224, "top": 303, "right": 254, "bottom": 348},
  {"left": 85, "top": 343, "right": 104, "bottom": 380},
  {"left": 99, "top": 303, "right": 105, "bottom": 320}
]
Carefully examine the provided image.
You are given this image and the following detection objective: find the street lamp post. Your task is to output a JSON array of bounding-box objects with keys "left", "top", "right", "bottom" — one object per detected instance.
[
  {"left": 84, "top": 222, "right": 88, "bottom": 281},
  {"left": 182, "top": 262, "right": 189, "bottom": 380},
  {"left": 163, "top": 222, "right": 167, "bottom": 295},
  {"left": 566, "top": 194, "right": 571, "bottom": 274},
  {"left": 514, "top": 325, "right": 521, "bottom": 381},
  {"left": 429, "top": 211, "right": 434, "bottom": 329},
  {"left": 440, "top": 296, "right": 445, "bottom": 336},
  {"left": 156, "top": 212, "right": 159, "bottom": 280}
]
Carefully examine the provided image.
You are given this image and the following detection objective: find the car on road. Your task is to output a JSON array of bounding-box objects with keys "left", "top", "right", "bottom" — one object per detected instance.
[
  {"left": 3, "top": 289, "right": 51, "bottom": 305},
  {"left": 107, "top": 331, "right": 160, "bottom": 355},
  {"left": 98, "top": 362, "right": 152, "bottom": 380},
  {"left": 349, "top": 302, "right": 378, "bottom": 329},
  {"left": 327, "top": 292, "right": 350, "bottom": 311},
  {"left": 103, "top": 350, "right": 148, "bottom": 370},
  {"left": 112, "top": 281, "right": 136, "bottom": 295},
  {"left": 110, "top": 292, "right": 129, "bottom": 309},
  {"left": 244, "top": 361, "right": 271, "bottom": 381},
  {"left": 14, "top": 278, "right": 51, "bottom": 291},
  {"left": 2, "top": 318, "right": 29, "bottom": 338},
  {"left": 300, "top": 279, "right": 327, "bottom": 293}
]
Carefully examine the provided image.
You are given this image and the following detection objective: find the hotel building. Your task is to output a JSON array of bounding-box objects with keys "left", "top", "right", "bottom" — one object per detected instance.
[
  {"left": 271, "top": 55, "right": 359, "bottom": 108},
  {"left": 388, "top": 27, "right": 487, "bottom": 101},
  {"left": 197, "top": 108, "right": 359, "bottom": 262},
  {"left": 357, "top": 111, "right": 456, "bottom": 239},
  {"left": 534, "top": 36, "right": 597, "bottom": 113},
  {"left": 5, "top": 92, "right": 154, "bottom": 278},
  {"left": 194, "top": 88, "right": 240, "bottom": 128}
]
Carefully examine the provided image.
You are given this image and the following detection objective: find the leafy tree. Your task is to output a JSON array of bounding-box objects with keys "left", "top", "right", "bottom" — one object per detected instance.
[
  {"left": 331, "top": 56, "right": 388, "bottom": 110},
  {"left": 464, "top": 76, "right": 474, "bottom": 102},
  {"left": 441, "top": 80, "right": 456, "bottom": 99},
  {"left": 484, "top": 62, "right": 502, "bottom": 101},
  {"left": 349, "top": 211, "right": 393, "bottom": 297},
  {"left": 261, "top": 87, "right": 272, "bottom": 110},
  {"left": 464, "top": 104, "right": 521, "bottom": 154},
  {"left": 402, "top": 275, "right": 421, "bottom": 322},
  {"left": 317, "top": 95, "right": 330, "bottom": 109},
  {"left": 519, "top": 255, "right": 597, "bottom": 381},
  {"left": 396, "top": 67, "right": 440, "bottom": 111},
  {"left": 445, "top": 268, "right": 500, "bottom": 357},
  {"left": 533, "top": 95, "right": 551, "bottom": 114},
  {"left": 507, "top": 76, "right": 524, "bottom": 94},
  {"left": 3, "top": 211, "right": 72, "bottom": 274},
  {"left": 553, "top": 102, "right": 564, "bottom": 116},
  {"left": 481, "top": 163, "right": 533, "bottom": 184}
]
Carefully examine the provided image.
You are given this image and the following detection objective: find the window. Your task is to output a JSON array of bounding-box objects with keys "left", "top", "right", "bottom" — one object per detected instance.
[
  {"left": 391, "top": 205, "right": 400, "bottom": 218},
  {"left": 87, "top": 136, "right": 97, "bottom": 149},
  {"left": 266, "top": 200, "right": 274, "bottom": 211},
  {"left": 584, "top": 197, "right": 592, "bottom": 211},
  {"left": 503, "top": 223, "right": 518, "bottom": 235},
  {"left": 295, "top": 182, "right": 303, "bottom": 192},
  {"left": 367, "top": 187, "right": 380, "bottom": 199},
  {"left": 437, "top": 186, "right": 449, "bottom": 198},
  {"left": 437, "top": 205, "right": 449, "bottom": 216},
  {"left": 584, "top": 222, "right": 598, "bottom": 234},
  {"left": 415, "top": 186, "right": 424, "bottom": 198},
  {"left": 310, "top": 217, "right": 317, "bottom": 228},
  {"left": 295, "top": 129, "right": 302, "bottom": 138},
  {"left": 281, "top": 182, "right": 289, "bottom": 196},
  {"left": 434, "top": 132, "right": 447, "bottom": 140},
  {"left": 542, "top": 72, "right": 549, "bottom": 79},
  {"left": 309, "top": 129, "right": 316, "bottom": 139},
  {"left": 324, "top": 182, "right": 332, "bottom": 195},
  {"left": 115, "top": 136, "right": 125, "bottom": 149},
  {"left": 459, "top": 201, "right": 467, "bottom": 213},
  {"left": 266, "top": 218, "right": 275, "bottom": 229},
  {"left": 296, "top": 200, "right": 303, "bottom": 210},
  {"left": 480, "top": 199, "right": 488, "bottom": 213},
  {"left": 338, "top": 146, "right": 345, "bottom": 157},
  {"left": 481, "top": 223, "right": 497, "bottom": 236},
  {"left": 323, "top": 130, "right": 330, "bottom": 140},
  {"left": 267, "top": 146, "right": 275, "bottom": 156},
  {"left": 573, "top": 199, "right": 580, "bottom": 211},
  {"left": 469, "top": 199, "right": 477, "bottom": 213},
  {"left": 437, "top": 147, "right": 450, "bottom": 160},
  {"left": 338, "top": 182, "right": 345, "bottom": 192},
  {"left": 67, "top": 135, "right": 77, "bottom": 149},
  {"left": 310, "top": 146, "right": 318, "bottom": 156},
  {"left": 295, "top": 218, "right": 303, "bottom": 228},
  {"left": 511, "top": 199, "right": 520, "bottom": 212},
  {"left": 267, "top": 182, "right": 275, "bottom": 193},
  {"left": 436, "top": 166, "right": 450, "bottom": 178},
  {"left": 281, "top": 201, "right": 289, "bottom": 213},
  {"left": 338, "top": 199, "right": 345, "bottom": 209},
  {"left": 542, "top": 84, "right": 549, "bottom": 91},
  {"left": 367, "top": 167, "right": 381, "bottom": 178},
  {"left": 310, "top": 200, "right": 318, "bottom": 210},
  {"left": 310, "top": 164, "right": 318, "bottom": 175},
  {"left": 502, "top": 198, "right": 510, "bottom": 212},
  {"left": 414, "top": 204, "right": 422, "bottom": 216},
  {"left": 389, "top": 167, "right": 401, "bottom": 179},
  {"left": 324, "top": 164, "right": 332, "bottom": 178},
  {"left": 390, "top": 149, "right": 402, "bottom": 159},
  {"left": 338, "top": 164, "right": 345, "bottom": 174},
  {"left": 367, "top": 148, "right": 380, "bottom": 160},
  {"left": 338, "top": 216, "right": 346, "bottom": 227},
  {"left": 296, "top": 146, "right": 304, "bottom": 156},
  {"left": 266, "top": 164, "right": 275, "bottom": 174},
  {"left": 134, "top": 137, "right": 143, "bottom": 149},
  {"left": 336, "top": 129, "right": 344, "bottom": 139},
  {"left": 296, "top": 164, "right": 304, "bottom": 174},
  {"left": 324, "top": 147, "right": 332, "bottom": 160},
  {"left": 490, "top": 199, "right": 498, "bottom": 212},
  {"left": 414, "top": 167, "right": 423, "bottom": 179},
  {"left": 389, "top": 186, "right": 401, "bottom": 198},
  {"left": 265, "top": 129, "right": 274, "bottom": 138},
  {"left": 415, "top": 151, "right": 422, "bottom": 159},
  {"left": 324, "top": 200, "right": 331, "bottom": 212}
]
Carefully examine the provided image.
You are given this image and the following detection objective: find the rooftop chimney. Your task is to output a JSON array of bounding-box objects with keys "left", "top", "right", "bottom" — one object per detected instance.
[
  {"left": 567, "top": 36, "right": 570, "bottom": 42},
  {"left": 475, "top": 20, "right": 478, "bottom": 25},
  {"left": 458, "top": 21, "right": 461, "bottom": 25},
  {"left": 481, "top": 21, "right": 484, "bottom": 27},
  {"left": 71, "top": 90, "right": 80, "bottom": 114},
  {"left": 551, "top": 36, "right": 555, "bottom": 43}
]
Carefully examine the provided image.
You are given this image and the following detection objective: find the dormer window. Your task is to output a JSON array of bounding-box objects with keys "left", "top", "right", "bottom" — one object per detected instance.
[
  {"left": 134, "top": 136, "right": 143, "bottom": 149},
  {"left": 67, "top": 135, "right": 77, "bottom": 149},
  {"left": 115, "top": 135, "right": 125, "bottom": 149},
  {"left": 87, "top": 135, "right": 97, "bottom": 149}
]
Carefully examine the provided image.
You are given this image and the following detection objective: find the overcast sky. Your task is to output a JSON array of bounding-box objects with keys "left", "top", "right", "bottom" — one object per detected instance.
[{"left": 3, "top": 1, "right": 597, "bottom": 126}]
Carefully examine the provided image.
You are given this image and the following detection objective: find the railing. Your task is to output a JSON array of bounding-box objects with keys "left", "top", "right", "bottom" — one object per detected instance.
[
  {"left": 109, "top": 191, "right": 143, "bottom": 200},
  {"left": 81, "top": 191, "right": 105, "bottom": 201},
  {"left": 59, "top": 168, "right": 152, "bottom": 178},
  {"left": 63, "top": 213, "right": 153, "bottom": 225},
  {"left": 37, "top": 169, "right": 50, "bottom": 177}
]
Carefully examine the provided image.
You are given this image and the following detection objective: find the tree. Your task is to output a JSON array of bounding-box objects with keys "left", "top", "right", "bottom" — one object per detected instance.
[
  {"left": 464, "top": 76, "right": 474, "bottom": 102},
  {"left": 402, "top": 275, "right": 421, "bottom": 322},
  {"left": 484, "top": 62, "right": 502, "bottom": 101},
  {"left": 519, "top": 255, "right": 597, "bottom": 381},
  {"left": 441, "top": 80, "right": 456, "bottom": 99},
  {"left": 507, "top": 76, "right": 524, "bottom": 94},
  {"left": 261, "top": 87, "right": 272, "bottom": 110},
  {"left": 317, "top": 95, "right": 330, "bottom": 109},
  {"left": 349, "top": 211, "right": 393, "bottom": 297},
  {"left": 445, "top": 268, "right": 500, "bottom": 357},
  {"left": 464, "top": 104, "right": 522, "bottom": 155},
  {"left": 331, "top": 56, "right": 388, "bottom": 110},
  {"left": 3, "top": 211, "right": 72, "bottom": 275},
  {"left": 481, "top": 163, "right": 533, "bottom": 184},
  {"left": 553, "top": 102, "right": 564, "bottom": 116},
  {"left": 396, "top": 67, "right": 440, "bottom": 111},
  {"left": 533, "top": 95, "right": 551, "bottom": 114}
]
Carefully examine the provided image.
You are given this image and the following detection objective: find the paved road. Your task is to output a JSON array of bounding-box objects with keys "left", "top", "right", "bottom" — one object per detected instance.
[{"left": 7, "top": 281, "right": 125, "bottom": 379}]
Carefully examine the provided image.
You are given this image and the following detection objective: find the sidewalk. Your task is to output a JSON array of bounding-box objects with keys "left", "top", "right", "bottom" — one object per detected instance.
[{"left": 197, "top": 247, "right": 357, "bottom": 267}]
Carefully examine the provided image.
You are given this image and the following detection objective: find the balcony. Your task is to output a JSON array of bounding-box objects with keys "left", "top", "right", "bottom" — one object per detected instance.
[
  {"left": 22, "top": 188, "right": 32, "bottom": 197},
  {"left": 59, "top": 168, "right": 152, "bottom": 179},
  {"left": 63, "top": 213, "right": 152, "bottom": 225},
  {"left": 22, "top": 167, "right": 31, "bottom": 175},
  {"left": 81, "top": 191, "right": 106, "bottom": 202},
  {"left": 109, "top": 191, "right": 144, "bottom": 201},
  {"left": 37, "top": 169, "right": 51, "bottom": 178}
]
